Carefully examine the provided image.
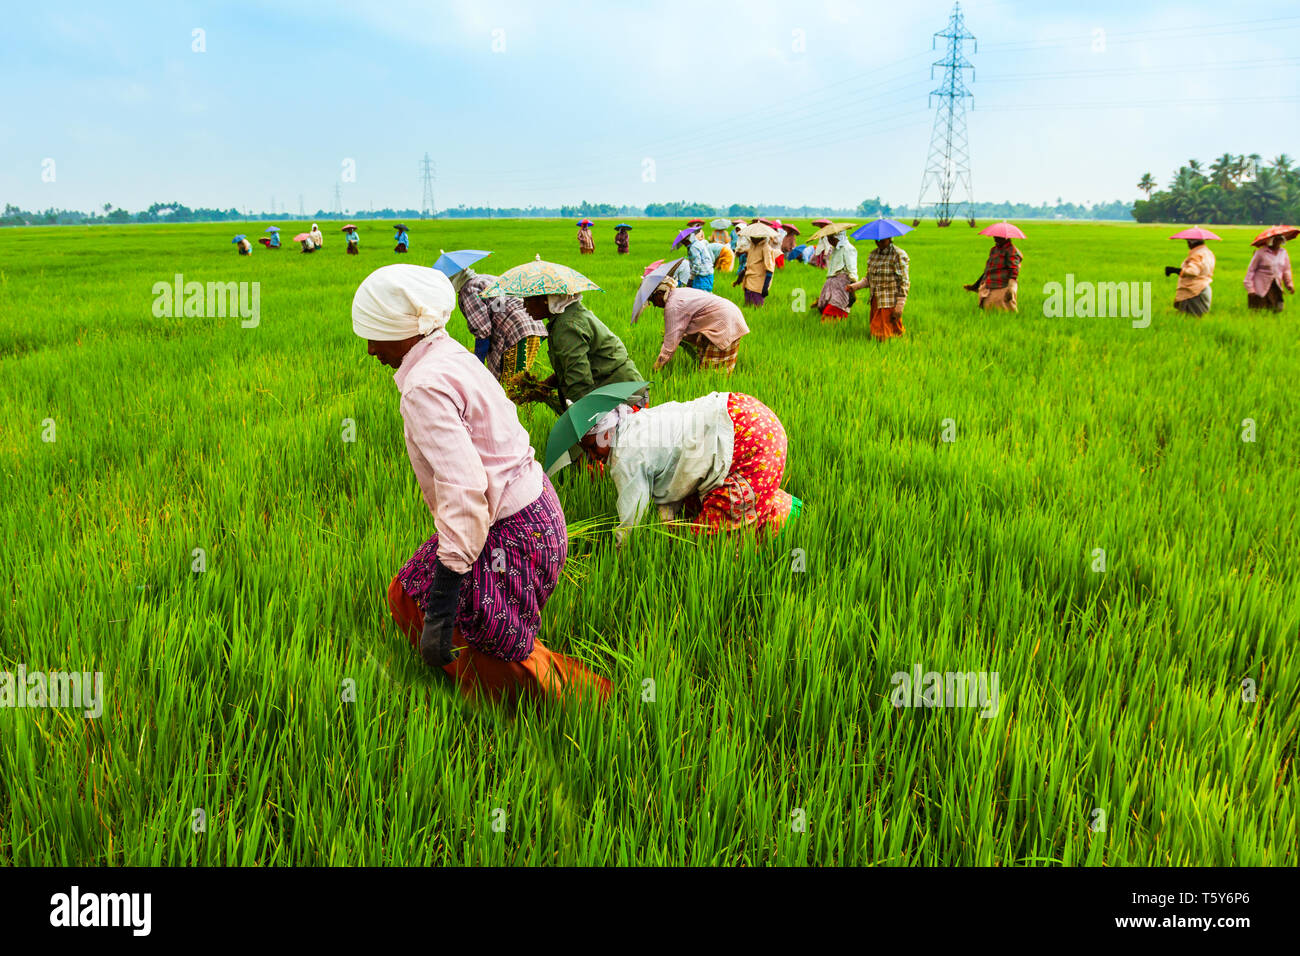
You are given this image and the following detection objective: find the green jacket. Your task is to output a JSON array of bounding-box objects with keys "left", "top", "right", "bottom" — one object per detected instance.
[{"left": 546, "top": 301, "right": 645, "bottom": 407}]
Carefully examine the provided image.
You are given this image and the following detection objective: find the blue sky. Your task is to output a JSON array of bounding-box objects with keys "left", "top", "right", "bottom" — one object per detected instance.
[{"left": 2, "top": 0, "right": 1297, "bottom": 213}]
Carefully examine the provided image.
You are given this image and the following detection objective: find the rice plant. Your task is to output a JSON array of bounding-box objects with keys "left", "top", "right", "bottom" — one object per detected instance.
[{"left": 0, "top": 219, "right": 1295, "bottom": 865}]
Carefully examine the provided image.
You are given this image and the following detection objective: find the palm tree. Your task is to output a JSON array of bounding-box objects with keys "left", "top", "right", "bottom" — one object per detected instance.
[
  {"left": 1272, "top": 154, "right": 1293, "bottom": 174},
  {"left": 1137, "top": 173, "right": 1156, "bottom": 198},
  {"left": 1187, "top": 159, "right": 1205, "bottom": 179},
  {"left": 1170, "top": 168, "right": 1202, "bottom": 220},
  {"left": 1194, "top": 183, "right": 1225, "bottom": 223},
  {"left": 1243, "top": 169, "right": 1287, "bottom": 223},
  {"left": 1229, "top": 155, "right": 1247, "bottom": 187},
  {"left": 1210, "top": 153, "right": 1236, "bottom": 189}
]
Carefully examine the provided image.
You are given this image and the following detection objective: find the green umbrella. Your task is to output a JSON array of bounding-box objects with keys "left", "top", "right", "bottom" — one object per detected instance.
[{"left": 544, "top": 380, "right": 650, "bottom": 475}]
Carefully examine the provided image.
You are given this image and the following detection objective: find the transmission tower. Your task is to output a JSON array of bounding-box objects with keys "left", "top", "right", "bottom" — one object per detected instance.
[
  {"left": 420, "top": 154, "right": 436, "bottom": 219},
  {"left": 332, "top": 183, "right": 342, "bottom": 215},
  {"left": 298, "top": 194, "right": 305, "bottom": 218},
  {"left": 914, "top": 3, "right": 976, "bottom": 227}
]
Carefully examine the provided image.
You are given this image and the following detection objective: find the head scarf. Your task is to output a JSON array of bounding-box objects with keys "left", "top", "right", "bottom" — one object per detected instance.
[
  {"left": 655, "top": 276, "right": 678, "bottom": 297},
  {"left": 351, "top": 264, "right": 455, "bottom": 341},
  {"left": 449, "top": 266, "right": 475, "bottom": 294},
  {"left": 585, "top": 403, "right": 634, "bottom": 445},
  {"left": 547, "top": 293, "right": 582, "bottom": 315}
]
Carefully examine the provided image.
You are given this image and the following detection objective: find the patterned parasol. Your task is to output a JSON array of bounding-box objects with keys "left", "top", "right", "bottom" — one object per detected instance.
[{"left": 478, "top": 256, "right": 602, "bottom": 298}]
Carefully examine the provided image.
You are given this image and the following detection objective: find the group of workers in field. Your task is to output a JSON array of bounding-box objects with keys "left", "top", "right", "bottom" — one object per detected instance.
[
  {"left": 1167, "top": 226, "right": 1296, "bottom": 315},
  {"left": 260, "top": 209, "right": 1294, "bottom": 708},
  {"left": 355, "top": 253, "right": 797, "bottom": 706},
  {"left": 240, "top": 212, "right": 1293, "bottom": 322},
  {"left": 237, "top": 223, "right": 411, "bottom": 255}
]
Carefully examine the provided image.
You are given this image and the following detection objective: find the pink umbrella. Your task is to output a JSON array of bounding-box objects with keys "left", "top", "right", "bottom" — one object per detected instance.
[
  {"left": 292, "top": 233, "right": 311, "bottom": 242},
  {"left": 1169, "top": 226, "right": 1221, "bottom": 241},
  {"left": 780, "top": 223, "right": 800, "bottom": 235},
  {"left": 979, "top": 221, "right": 1025, "bottom": 239},
  {"left": 811, "top": 218, "right": 832, "bottom": 227},
  {"left": 643, "top": 259, "right": 664, "bottom": 277}
]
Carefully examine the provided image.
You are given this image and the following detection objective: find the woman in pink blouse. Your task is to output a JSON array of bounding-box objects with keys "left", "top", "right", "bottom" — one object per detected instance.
[
  {"left": 1244, "top": 235, "right": 1295, "bottom": 312},
  {"left": 352, "top": 264, "right": 610, "bottom": 704}
]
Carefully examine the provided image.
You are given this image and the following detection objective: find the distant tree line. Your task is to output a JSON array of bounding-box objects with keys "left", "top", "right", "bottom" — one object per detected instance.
[
  {"left": 3, "top": 194, "right": 1153, "bottom": 227},
  {"left": 0, "top": 202, "right": 427, "bottom": 226},
  {"left": 894, "top": 199, "right": 1134, "bottom": 221},
  {"left": 1132, "top": 154, "right": 1298, "bottom": 224}
]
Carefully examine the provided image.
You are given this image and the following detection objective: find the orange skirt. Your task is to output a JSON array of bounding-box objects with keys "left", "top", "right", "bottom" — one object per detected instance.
[
  {"left": 869, "top": 299, "right": 906, "bottom": 340},
  {"left": 386, "top": 577, "right": 611, "bottom": 705}
]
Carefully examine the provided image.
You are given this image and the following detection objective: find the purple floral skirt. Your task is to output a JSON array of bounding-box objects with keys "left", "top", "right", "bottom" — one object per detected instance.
[{"left": 395, "top": 475, "right": 567, "bottom": 662}]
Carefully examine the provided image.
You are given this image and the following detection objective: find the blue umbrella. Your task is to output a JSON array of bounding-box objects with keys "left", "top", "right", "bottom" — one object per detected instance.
[
  {"left": 231, "top": 234, "right": 247, "bottom": 243},
  {"left": 264, "top": 226, "right": 280, "bottom": 233},
  {"left": 851, "top": 218, "right": 913, "bottom": 241},
  {"left": 616, "top": 223, "right": 632, "bottom": 230},
  {"left": 671, "top": 227, "right": 697, "bottom": 249},
  {"left": 432, "top": 249, "right": 491, "bottom": 277}
]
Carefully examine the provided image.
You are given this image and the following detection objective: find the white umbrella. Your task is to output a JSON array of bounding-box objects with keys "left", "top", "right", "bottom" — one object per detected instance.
[{"left": 631, "top": 258, "right": 685, "bottom": 323}]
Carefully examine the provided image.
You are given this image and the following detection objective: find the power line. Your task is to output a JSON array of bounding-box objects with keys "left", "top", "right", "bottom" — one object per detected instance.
[
  {"left": 978, "top": 56, "right": 1300, "bottom": 83},
  {"left": 979, "top": 94, "right": 1300, "bottom": 112},
  {"left": 981, "top": 14, "right": 1300, "bottom": 51},
  {"left": 435, "top": 15, "right": 1299, "bottom": 201}
]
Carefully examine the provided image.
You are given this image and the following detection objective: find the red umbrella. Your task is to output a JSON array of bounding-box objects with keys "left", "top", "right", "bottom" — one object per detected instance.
[
  {"left": 1169, "top": 226, "right": 1221, "bottom": 241},
  {"left": 780, "top": 223, "right": 800, "bottom": 235},
  {"left": 686, "top": 218, "right": 704, "bottom": 227},
  {"left": 979, "top": 221, "right": 1026, "bottom": 239},
  {"left": 811, "top": 218, "right": 832, "bottom": 227},
  {"left": 1251, "top": 224, "right": 1299, "bottom": 247}
]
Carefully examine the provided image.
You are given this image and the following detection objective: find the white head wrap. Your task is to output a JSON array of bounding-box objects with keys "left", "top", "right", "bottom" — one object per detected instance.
[
  {"left": 547, "top": 293, "right": 582, "bottom": 315},
  {"left": 585, "top": 403, "right": 634, "bottom": 446},
  {"left": 351, "top": 264, "right": 455, "bottom": 341},
  {"left": 835, "top": 230, "right": 849, "bottom": 244}
]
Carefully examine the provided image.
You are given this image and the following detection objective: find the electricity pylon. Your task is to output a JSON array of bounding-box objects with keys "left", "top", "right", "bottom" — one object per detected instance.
[{"left": 914, "top": 3, "right": 977, "bottom": 227}]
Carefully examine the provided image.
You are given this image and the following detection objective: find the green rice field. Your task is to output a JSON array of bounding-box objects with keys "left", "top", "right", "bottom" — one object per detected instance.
[{"left": 1, "top": 219, "right": 1296, "bottom": 865}]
